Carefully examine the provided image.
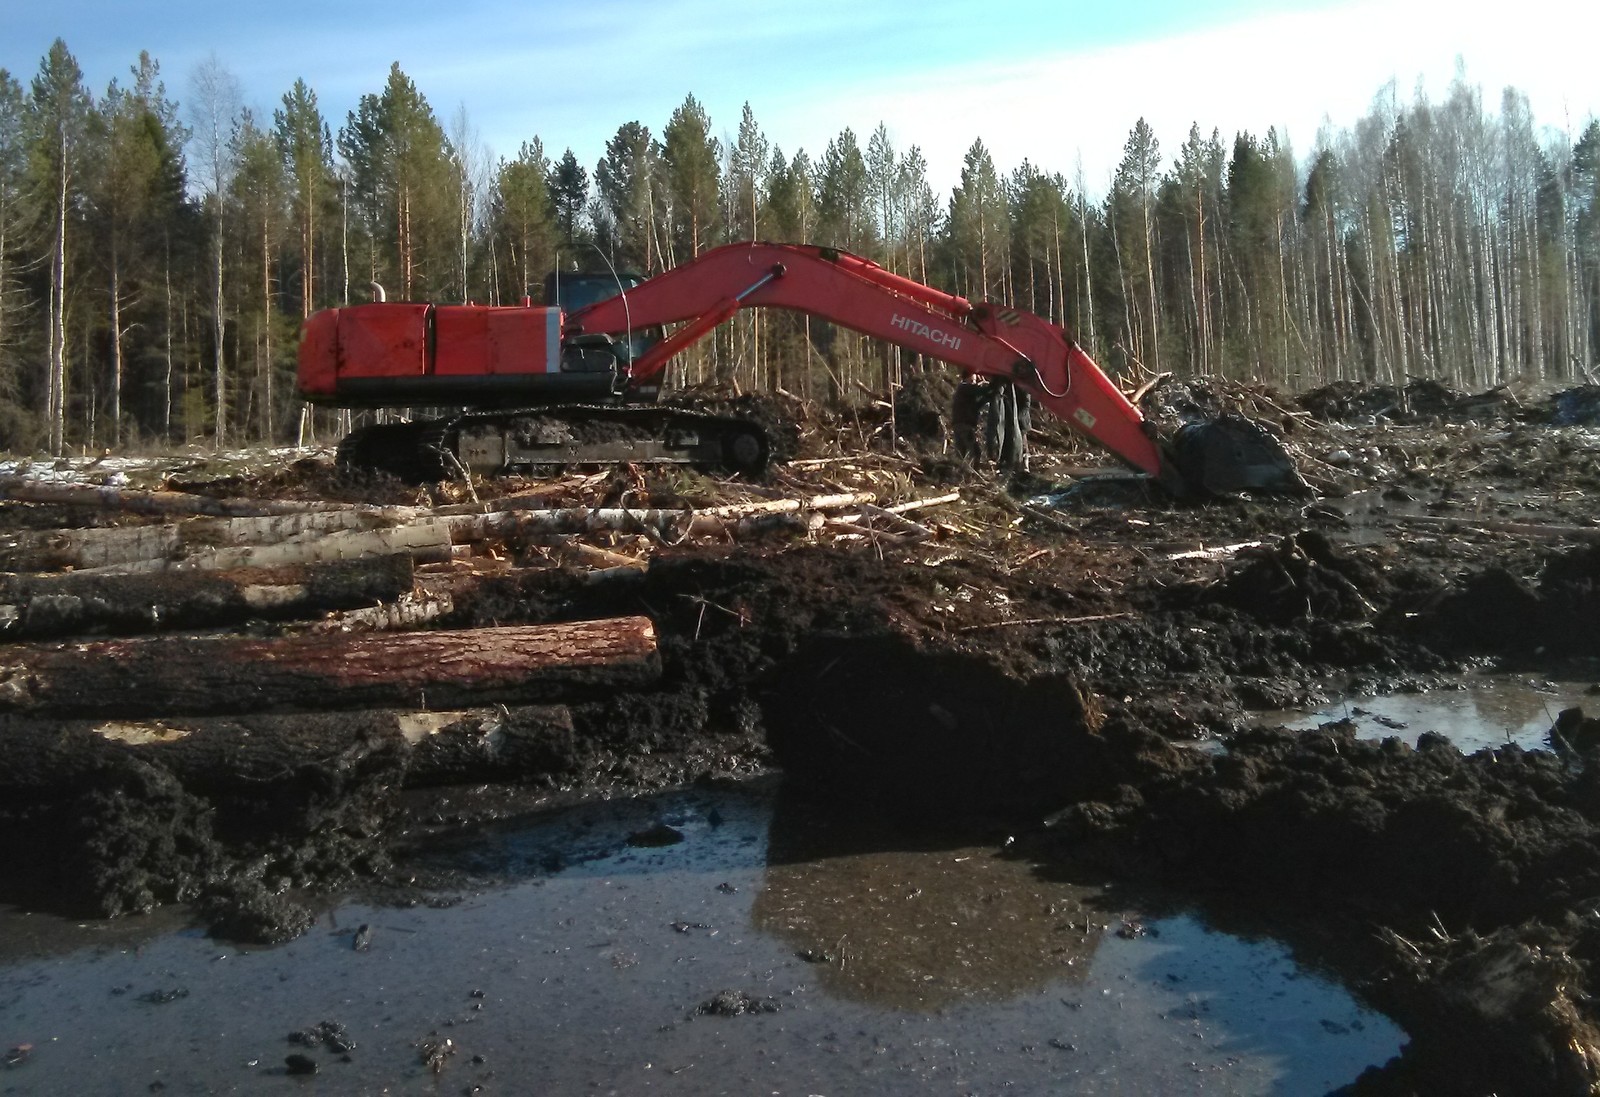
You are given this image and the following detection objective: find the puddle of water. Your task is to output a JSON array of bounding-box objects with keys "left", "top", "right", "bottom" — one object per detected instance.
[
  {"left": 1259, "top": 676, "right": 1588, "bottom": 752},
  {"left": 0, "top": 783, "right": 1402, "bottom": 1095}
]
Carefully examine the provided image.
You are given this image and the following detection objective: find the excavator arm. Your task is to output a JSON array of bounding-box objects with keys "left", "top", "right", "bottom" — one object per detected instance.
[
  {"left": 299, "top": 239, "right": 1304, "bottom": 491},
  {"left": 567, "top": 242, "right": 1173, "bottom": 483}
]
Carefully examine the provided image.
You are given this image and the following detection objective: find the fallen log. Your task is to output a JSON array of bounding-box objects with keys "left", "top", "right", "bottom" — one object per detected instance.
[
  {"left": 0, "top": 703, "right": 579, "bottom": 795},
  {"left": 0, "top": 508, "right": 409, "bottom": 573},
  {"left": 438, "top": 491, "right": 876, "bottom": 543},
  {"left": 563, "top": 540, "right": 649, "bottom": 571},
  {"left": 309, "top": 588, "right": 454, "bottom": 632},
  {"left": 75, "top": 522, "right": 455, "bottom": 574},
  {"left": 0, "top": 477, "right": 341, "bottom": 517},
  {"left": 685, "top": 492, "right": 875, "bottom": 538},
  {"left": 882, "top": 491, "right": 962, "bottom": 515},
  {"left": 0, "top": 554, "right": 415, "bottom": 638},
  {"left": 838, "top": 504, "right": 935, "bottom": 543},
  {"left": 0, "top": 616, "right": 658, "bottom": 716}
]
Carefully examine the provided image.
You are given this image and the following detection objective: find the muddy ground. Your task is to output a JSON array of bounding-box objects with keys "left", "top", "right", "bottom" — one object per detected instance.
[{"left": 3, "top": 376, "right": 1600, "bottom": 1094}]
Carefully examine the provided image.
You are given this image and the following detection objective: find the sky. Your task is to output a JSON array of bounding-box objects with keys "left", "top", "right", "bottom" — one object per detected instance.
[{"left": 3, "top": 0, "right": 1596, "bottom": 199}]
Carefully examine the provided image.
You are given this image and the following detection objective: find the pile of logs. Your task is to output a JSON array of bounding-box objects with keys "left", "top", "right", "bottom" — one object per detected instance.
[{"left": 0, "top": 468, "right": 962, "bottom": 775}]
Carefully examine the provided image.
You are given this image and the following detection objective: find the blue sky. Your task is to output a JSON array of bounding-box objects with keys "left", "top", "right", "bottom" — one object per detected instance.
[{"left": 4, "top": 0, "right": 1595, "bottom": 197}]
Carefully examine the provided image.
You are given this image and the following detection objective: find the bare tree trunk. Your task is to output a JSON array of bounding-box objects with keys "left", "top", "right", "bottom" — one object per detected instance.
[
  {"left": 163, "top": 233, "right": 175, "bottom": 442},
  {"left": 212, "top": 205, "right": 226, "bottom": 447},
  {"left": 49, "top": 138, "right": 69, "bottom": 455},
  {"left": 262, "top": 211, "right": 274, "bottom": 442},
  {"left": 109, "top": 257, "right": 123, "bottom": 448}
]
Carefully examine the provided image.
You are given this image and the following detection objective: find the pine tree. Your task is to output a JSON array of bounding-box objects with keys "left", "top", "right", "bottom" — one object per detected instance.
[
  {"left": 726, "top": 104, "right": 770, "bottom": 384},
  {"left": 338, "top": 64, "right": 452, "bottom": 300},
  {"left": 274, "top": 79, "right": 332, "bottom": 319},
  {"left": 728, "top": 102, "right": 768, "bottom": 243},
  {"left": 548, "top": 148, "right": 588, "bottom": 253},
  {"left": 91, "top": 52, "right": 185, "bottom": 446},
  {"left": 0, "top": 68, "right": 39, "bottom": 445},
  {"left": 1574, "top": 121, "right": 1600, "bottom": 369},
  {"left": 817, "top": 128, "right": 872, "bottom": 254},
  {"left": 26, "top": 40, "right": 93, "bottom": 454},
  {"left": 1301, "top": 145, "right": 1354, "bottom": 379},
  {"left": 1009, "top": 161, "right": 1073, "bottom": 322},
  {"left": 661, "top": 94, "right": 720, "bottom": 261},
  {"left": 490, "top": 139, "right": 554, "bottom": 302},
  {"left": 594, "top": 122, "right": 660, "bottom": 272},
  {"left": 899, "top": 146, "right": 939, "bottom": 285},
  {"left": 1108, "top": 118, "right": 1162, "bottom": 370},
  {"left": 947, "top": 139, "right": 1006, "bottom": 300},
  {"left": 865, "top": 123, "right": 898, "bottom": 268}
]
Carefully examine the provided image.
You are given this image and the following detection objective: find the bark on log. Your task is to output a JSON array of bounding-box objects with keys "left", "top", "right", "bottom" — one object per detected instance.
[
  {"left": 0, "top": 555, "right": 415, "bottom": 639},
  {"left": 0, "top": 616, "right": 658, "bottom": 716},
  {"left": 309, "top": 588, "right": 454, "bottom": 632},
  {"left": 0, "top": 477, "right": 342, "bottom": 517},
  {"left": 883, "top": 492, "right": 962, "bottom": 515},
  {"left": 476, "top": 491, "right": 877, "bottom": 541},
  {"left": 75, "top": 522, "right": 455, "bottom": 574},
  {"left": 0, "top": 509, "right": 402, "bottom": 572}
]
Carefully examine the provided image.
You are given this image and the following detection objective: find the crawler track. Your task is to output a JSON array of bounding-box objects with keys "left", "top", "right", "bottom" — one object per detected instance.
[{"left": 335, "top": 404, "right": 770, "bottom": 481}]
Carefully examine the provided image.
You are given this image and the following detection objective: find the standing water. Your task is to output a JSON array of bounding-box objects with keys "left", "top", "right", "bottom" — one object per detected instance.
[
  {"left": 1260, "top": 675, "right": 1591, "bottom": 752},
  {"left": 0, "top": 781, "right": 1402, "bottom": 1094}
]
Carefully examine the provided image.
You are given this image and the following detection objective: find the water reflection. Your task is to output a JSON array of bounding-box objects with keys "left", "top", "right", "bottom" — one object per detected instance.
[
  {"left": 1261, "top": 676, "right": 1586, "bottom": 752},
  {"left": 0, "top": 781, "right": 1405, "bottom": 1095},
  {"left": 752, "top": 795, "right": 1099, "bottom": 1010}
]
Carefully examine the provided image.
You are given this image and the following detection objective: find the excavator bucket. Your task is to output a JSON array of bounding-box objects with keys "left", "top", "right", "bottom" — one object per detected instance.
[{"left": 1167, "top": 414, "right": 1311, "bottom": 496}]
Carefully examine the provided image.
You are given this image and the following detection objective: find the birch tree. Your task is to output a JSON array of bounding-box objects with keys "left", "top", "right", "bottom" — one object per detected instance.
[{"left": 187, "top": 53, "right": 240, "bottom": 444}]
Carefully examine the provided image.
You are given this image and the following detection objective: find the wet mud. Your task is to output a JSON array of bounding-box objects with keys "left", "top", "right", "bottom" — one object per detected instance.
[
  {"left": 0, "top": 782, "right": 1408, "bottom": 1094},
  {"left": 3, "top": 379, "right": 1600, "bottom": 1092}
]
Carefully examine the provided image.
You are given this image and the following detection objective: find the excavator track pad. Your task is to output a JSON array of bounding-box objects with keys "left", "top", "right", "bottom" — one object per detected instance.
[{"left": 336, "top": 405, "right": 770, "bottom": 483}]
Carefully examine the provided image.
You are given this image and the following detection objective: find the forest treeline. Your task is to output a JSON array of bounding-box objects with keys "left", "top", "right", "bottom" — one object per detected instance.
[{"left": 2, "top": 38, "right": 1598, "bottom": 454}]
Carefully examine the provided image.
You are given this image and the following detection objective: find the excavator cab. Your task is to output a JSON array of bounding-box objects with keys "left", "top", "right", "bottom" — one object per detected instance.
[{"left": 543, "top": 269, "right": 663, "bottom": 391}]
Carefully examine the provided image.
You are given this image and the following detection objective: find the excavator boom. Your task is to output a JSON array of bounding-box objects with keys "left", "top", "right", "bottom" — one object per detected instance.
[{"left": 567, "top": 243, "right": 1168, "bottom": 481}]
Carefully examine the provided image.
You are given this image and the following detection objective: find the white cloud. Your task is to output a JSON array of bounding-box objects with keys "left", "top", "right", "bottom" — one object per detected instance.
[{"left": 756, "top": 0, "right": 1596, "bottom": 198}]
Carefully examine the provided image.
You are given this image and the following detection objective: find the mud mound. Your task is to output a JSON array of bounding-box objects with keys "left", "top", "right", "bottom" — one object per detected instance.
[
  {"left": 761, "top": 633, "right": 1184, "bottom": 816},
  {"left": 0, "top": 728, "right": 221, "bottom": 917},
  {"left": 1552, "top": 385, "right": 1600, "bottom": 426},
  {"left": 1349, "top": 916, "right": 1600, "bottom": 1097},
  {"left": 1298, "top": 379, "right": 1520, "bottom": 424},
  {"left": 1298, "top": 380, "right": 1407, "bottom": 422},
  {"left": 1141, "top": 377, "right": 1290, "bottom": 424},
  {"left": 892, "top": 369, "right": 958, "bottom": 447},
  {"left": 1206, "top": 531, "right": 1386, "bottom": 625},
  {"left": 1043, "top": 723, "right": 1600, "bottom": 927},
  {"left": 0, "top": 716, "right": 411, "bottom": 932},
  {"left": 1407, "top": 543, "right": 1600, "bottom": 658}
]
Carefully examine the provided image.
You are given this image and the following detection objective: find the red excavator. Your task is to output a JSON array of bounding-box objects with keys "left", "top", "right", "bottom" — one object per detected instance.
[{"left": 298, "top": 241, "right": 1302, "bottom": 494}]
